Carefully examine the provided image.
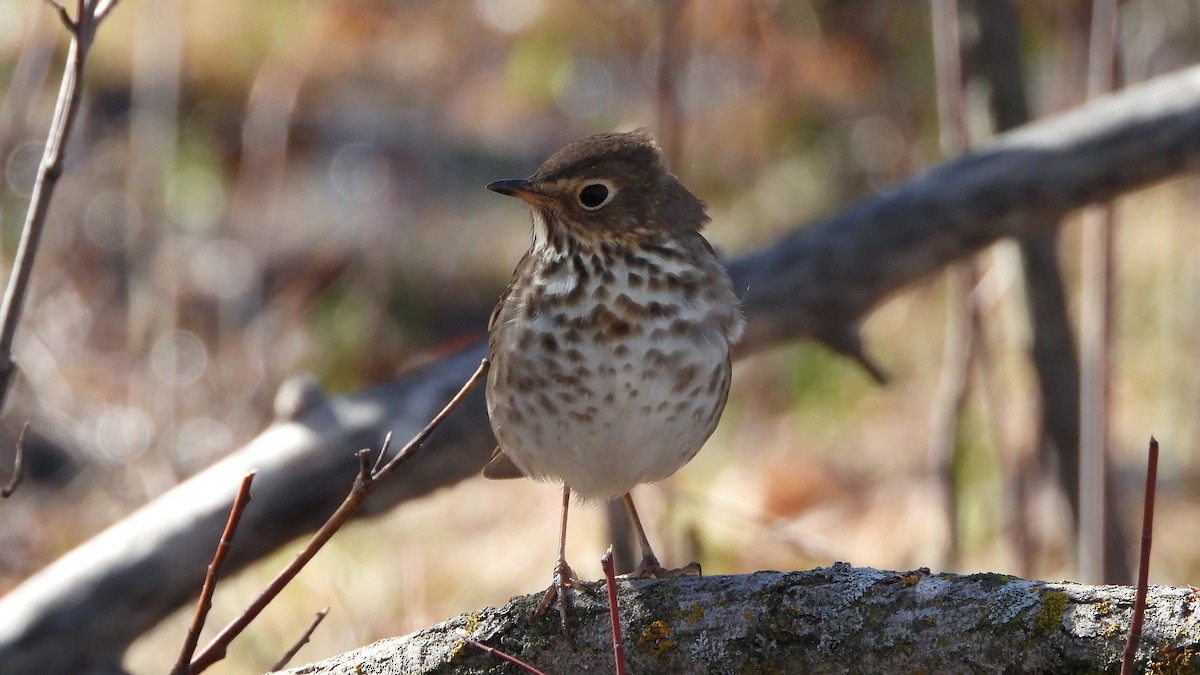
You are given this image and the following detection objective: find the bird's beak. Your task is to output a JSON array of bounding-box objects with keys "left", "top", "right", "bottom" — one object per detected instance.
[{"left": 486, "top": 179, "right": 555, "bottom": 206}]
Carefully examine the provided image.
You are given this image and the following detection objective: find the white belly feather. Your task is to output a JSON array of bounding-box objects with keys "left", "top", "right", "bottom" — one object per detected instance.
[{"left": 487, "top": 249, "right": 737, "bottom": 501}]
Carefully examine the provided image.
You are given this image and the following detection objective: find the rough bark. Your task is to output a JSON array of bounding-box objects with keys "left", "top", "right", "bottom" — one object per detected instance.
[
  {"left": 280, "top": 564, "right": 1200, "bottom": 674},
  {"left": 3, "top": 64, "right": 1200, "bottom": 674}
]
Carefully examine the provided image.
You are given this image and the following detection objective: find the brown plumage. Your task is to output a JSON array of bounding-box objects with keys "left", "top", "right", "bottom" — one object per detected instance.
[{"left": 484, "top": 129, "right": 742, "bottom": 633}]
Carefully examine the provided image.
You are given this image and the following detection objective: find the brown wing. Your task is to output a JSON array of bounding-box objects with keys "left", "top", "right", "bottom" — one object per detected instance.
[
  {"left": 486, "top": 287, "right": 507, "bottom": 335},
  {"left": 487, "top": 249, "right": 536, "bottom": 335},
  {"left": 482, "top": 446, "right": 526, "bottom": 480},
  {"left": 484, "top": 250, "right": 535, "bottom": 480}
]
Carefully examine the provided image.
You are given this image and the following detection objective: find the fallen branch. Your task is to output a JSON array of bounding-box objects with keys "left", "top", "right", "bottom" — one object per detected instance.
[{"left": 280, "top": 564, "right": 1200, "bottom": 674}]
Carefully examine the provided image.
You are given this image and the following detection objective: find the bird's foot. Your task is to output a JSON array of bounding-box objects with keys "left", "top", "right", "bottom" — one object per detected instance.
[
  {"left": 881, "top": 567, "right": 931, "bottom": 585},
  {"left": 618, "top": 553, "right": 701, "bottom": 580},
  {"left": 536, "top": 558, "right": 585, "bottom": 635}
]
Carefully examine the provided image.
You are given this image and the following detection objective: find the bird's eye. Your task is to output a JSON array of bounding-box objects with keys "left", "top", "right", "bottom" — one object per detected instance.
[{"left": 578, "top": 182, "right": 614, "bottom": 210}]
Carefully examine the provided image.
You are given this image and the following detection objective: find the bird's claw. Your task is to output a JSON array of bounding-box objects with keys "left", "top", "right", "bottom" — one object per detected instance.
[
  {"left": 536, "top": 559, "right": 584, "bottom": 635},
  {"left": 618, "top": 553, "right": 701, "bottom": 580}
]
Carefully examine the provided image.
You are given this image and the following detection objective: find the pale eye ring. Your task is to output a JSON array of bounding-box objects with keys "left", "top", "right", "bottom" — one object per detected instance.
[{"left": 577, "top": 180, "right": 616, "bottom": 210}]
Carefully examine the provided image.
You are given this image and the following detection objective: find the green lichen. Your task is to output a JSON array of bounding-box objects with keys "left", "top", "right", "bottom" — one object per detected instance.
[
  {"left": 1149, "top": 646, "right": 1200, "bottom": 674},
  {"left": 638, "top": 619, "right": 676, "bottom": 658},
  {"left": 686, "top": 602, "right": 704, "bottom": 626},
  {"left": 1034, "top": 590, "right": 1071, "bottom": 637},
  {"left": 446, "top": 613, "right": 484, "bottom": 663},
  {"left": 972, "top": 572, "right": 1020, "bottom": 586},
  {"left": 987, "top": 581, "right": 1041, "bottom": 626},
  {"left": 447, "top": 638, "right": 468, "bottom": 663}
]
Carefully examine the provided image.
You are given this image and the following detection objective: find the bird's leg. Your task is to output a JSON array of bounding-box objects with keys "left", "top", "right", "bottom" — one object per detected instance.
[
  {"left": 618, "top": 492, "right": 701, "bottom": 579},
  {"left": 536, "top": 484, "right": 583, "bottom": 633}
]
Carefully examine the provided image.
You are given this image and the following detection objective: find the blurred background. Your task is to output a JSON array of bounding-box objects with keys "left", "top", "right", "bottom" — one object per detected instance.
[{"left": 1, "top": 0, "right": 1199, "bottom": 672}]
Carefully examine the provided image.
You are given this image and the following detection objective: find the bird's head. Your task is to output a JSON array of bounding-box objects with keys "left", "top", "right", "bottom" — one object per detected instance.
[{"left": 487, "top": 129, "right": 708, "bottom": 252}]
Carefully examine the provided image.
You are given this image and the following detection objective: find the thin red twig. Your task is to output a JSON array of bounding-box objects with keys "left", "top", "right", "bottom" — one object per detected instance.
[
  {"left": 1121, "top": 436, "right": 1159, "bottom": 675},
  {"left": 269, "top": 607, "right": 329, "bottom": 672},
  {"left": 371, "top": 358, "right": 489, "bottom": 480},
  {"left": 465, "top": 636, "right": 548, "bottom": 675},
  {"left": 602, "top": 547, "right": 628, "bottom": 675},
  {"left": 1, "top": 421, "right": 28, "bottom": 498},
  {"left": 171, "top": 471, "right": 257, "bottom": 675},
  {"left": 188, "top": 358, "right": 489, "bottom": 673}
]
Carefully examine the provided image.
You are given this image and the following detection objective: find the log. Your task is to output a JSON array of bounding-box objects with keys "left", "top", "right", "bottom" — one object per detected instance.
[{"left": 281, "top": 564, "right": 1200, "bottom": 674}]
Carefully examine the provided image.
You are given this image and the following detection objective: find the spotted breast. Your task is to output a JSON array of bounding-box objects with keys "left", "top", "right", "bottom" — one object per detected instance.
[{"left": 486, "top": 228, "right": 742, "bottom": 501}]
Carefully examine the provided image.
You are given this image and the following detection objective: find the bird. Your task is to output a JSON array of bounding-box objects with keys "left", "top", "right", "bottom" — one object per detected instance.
[{"left": 482, "top": 128, "right": 743, "bottom": 632}]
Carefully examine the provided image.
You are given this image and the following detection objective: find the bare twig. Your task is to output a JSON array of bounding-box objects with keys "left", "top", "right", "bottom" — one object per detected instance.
[
  {"left": 931, "top": 0, "right": 970, "bottom": 156},
  {"left": 654, "top": 0, "right": 687, "bottom": 168},
  {"left": 601, "top": 547, "right": 628, "bottom": 675},
  {"left": 1078, "top": 0, "right": 1119, "bottom": 584},
  {"left": 1, "top": 421, "right": 29, "bottom": 498},
  {"left": 269, "top": 607, "right": 328, "bottom": 672},
  {"left": 972, "top": 0, "right": 1073, "bottom": 580},
  {"left": 370, "top": 429, "right": 390, "bottom": 475},
  {"left": 0, "top": 8, "right": 58, "bottom": 159},
  {"left": 188, "top": 358, "right": 489, "bottom": 673},
  {"left": 372, "top": 360, "right": 488, "bottom": 480},
  {"left": 0, "top": 0, "right": 122, "bottom": 415},
  {"left": 42, "top": 0, "right": 74, "bottom": 32},
  {"left": 1121, "top": 436, "right": 1159, "bottom": 675},
  {"left": 928, "top": 0, "right": 976, "bottom": 569},
  {"left": 95, "top": 0, "right": 120, "bottom": 21},
  {"left": 464, "top": 634, "right": 548, "bottom": 675},
  {"left": 171, "top": 471, "right": 257, "bottom": 675}
]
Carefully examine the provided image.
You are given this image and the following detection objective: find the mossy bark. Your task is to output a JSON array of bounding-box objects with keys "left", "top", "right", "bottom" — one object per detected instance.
[{"left": 282, "top": 565, "right": 1200, "bottom": 674}]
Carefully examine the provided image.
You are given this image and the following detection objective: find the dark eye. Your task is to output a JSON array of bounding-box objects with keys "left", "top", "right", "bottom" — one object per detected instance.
[{"left": 578, "top": 183, "right": 612, "bottom": 209}]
